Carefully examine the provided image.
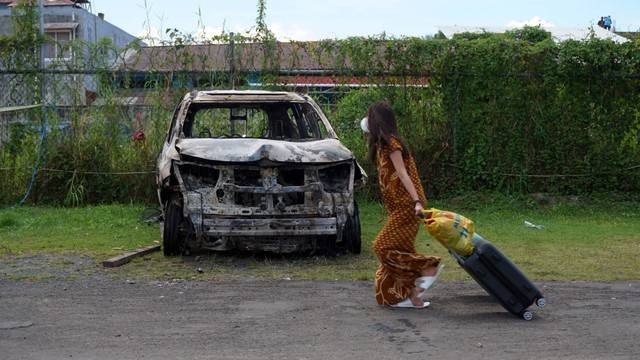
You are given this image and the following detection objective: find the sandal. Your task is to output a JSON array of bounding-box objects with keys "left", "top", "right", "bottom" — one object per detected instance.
[{"left": 390, "top": 297, "right": 430, "bottom": 309}]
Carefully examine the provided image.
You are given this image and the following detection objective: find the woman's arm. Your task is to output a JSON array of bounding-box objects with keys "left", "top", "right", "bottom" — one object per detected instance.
[{"left": 389, "top": 150, "right": 424, "bottom": 215}]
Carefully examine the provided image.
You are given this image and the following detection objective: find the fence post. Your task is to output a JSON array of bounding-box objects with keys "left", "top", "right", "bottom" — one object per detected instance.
[{"left": 229, "top": 32, "right": 235, "bottom": 89}]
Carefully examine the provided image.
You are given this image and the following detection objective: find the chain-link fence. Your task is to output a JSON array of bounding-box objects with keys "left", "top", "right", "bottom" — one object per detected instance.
[{"left": 2, "top": 24, "right": 640, "bottom": 205}]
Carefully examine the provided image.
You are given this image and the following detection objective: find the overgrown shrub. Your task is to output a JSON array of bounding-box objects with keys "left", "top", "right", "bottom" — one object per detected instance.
[
  {"left": 1, "top": 2, "right": 639, "bottom": 206},
  {"left": 436, "top": 34, "right": 640, "bottom": 194},
  {"left": 329, "top": 86, "right": 449, "bottom": 197}
]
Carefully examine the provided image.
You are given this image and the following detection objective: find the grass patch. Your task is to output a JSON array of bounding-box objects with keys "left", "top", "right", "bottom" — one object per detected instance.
[
  {"left": 0, "top": 212, "right": 19, "bottom": 228},
  {"left": 0, "top": 205, "right": 159, "bottom": 256},
  {"left": 1, "top": 193, "right": 639, "bottom": 281}
]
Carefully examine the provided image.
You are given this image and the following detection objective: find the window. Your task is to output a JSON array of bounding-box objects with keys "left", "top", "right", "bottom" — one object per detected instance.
[
  {"left": 165, "top": 105, "right": 182, "bottom": 144},
  {"left": 183, "top": 103, "right": 327, "bottom": 141},
  {"left": 188, "top": 107, "right": 267, "bottom": 138},
  {"left": 301, "top": 104, "right": 329, "bottom": 138},
  {"left": 44, "top": 31, "right": 73, "bottom": 60}
]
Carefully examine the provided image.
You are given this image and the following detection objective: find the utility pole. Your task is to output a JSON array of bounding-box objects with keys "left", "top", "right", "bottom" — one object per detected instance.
[{"left": 38, "top": 0, "right": 45, "bottom": 105}]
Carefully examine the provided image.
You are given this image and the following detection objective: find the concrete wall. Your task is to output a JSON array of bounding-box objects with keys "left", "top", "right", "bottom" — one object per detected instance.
[
  {"left": 0, "top": 5, "right": 137, "bottom": 47},
  {"left": 93, "top": 13, "right": 137, "bottom": 48},
  {"left": 42, "top": 6, "right": 137, "bottom": 48}
]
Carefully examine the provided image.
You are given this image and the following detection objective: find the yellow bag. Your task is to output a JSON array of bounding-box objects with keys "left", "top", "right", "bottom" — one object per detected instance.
[{"left": 421, "top": 208, "right": 475, "bottom": 256}]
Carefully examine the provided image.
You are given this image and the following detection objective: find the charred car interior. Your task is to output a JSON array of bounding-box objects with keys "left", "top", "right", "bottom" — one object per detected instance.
[{"left": 157, "top": 90, "right": 366, "bottom": 255}]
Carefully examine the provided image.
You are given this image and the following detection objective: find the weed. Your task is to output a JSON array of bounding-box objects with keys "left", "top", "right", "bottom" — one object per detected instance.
[{"left": 0, "top": 213, "right": 19, "bottom": 228}]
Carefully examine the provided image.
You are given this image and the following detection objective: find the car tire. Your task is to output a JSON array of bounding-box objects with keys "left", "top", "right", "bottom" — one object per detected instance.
[
  {"left": 163, "top": 194, "right": 185, "bottom": 256},
  {"left": 343, "top": 201, "right": 362, "bottom": 255}
]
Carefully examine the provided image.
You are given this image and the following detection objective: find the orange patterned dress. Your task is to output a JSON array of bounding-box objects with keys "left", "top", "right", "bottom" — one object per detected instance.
[{"left": 373, "top": 136, "right": 441, "bottom": 306}]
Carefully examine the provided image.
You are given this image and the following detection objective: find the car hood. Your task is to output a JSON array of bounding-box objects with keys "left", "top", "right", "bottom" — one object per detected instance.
[{"left": 175, "top": 138, "right": 354, "bottom": 163}]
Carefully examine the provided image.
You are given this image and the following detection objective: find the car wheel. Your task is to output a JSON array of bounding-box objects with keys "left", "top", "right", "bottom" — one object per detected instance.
[
  {"left": 163, "top": 194, "right": 185, "bottom": 256},
  {"left": 343, "top": 201, "right": 362, "bottom": 254}
]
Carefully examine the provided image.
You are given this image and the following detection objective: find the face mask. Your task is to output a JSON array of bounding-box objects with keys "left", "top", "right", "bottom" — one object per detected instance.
[{"left": 360, "top": 117, "right": 369, "bottom": 133}]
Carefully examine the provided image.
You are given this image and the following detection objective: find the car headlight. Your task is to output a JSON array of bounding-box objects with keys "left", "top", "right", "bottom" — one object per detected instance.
[
  {"left": 318, "top": 163, "right": 351, "bottom": 193},
  {"left": 178, "top": 164, "right": 220, "bottom": 191}
]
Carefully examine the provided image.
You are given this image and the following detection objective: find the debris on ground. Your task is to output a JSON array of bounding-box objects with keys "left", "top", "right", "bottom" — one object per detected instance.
[
  {"left": 102, "top": 245, "right": 161, "bottom": 268},
  {"left": 0, "top": 321, "right": 34, "bottom": 330},
  {"left": 524, "top": 220, "right": 544, "bottom": 229}
]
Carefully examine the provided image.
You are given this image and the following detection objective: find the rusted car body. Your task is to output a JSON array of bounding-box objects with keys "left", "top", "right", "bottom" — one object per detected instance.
[{"left": 157, "top": 90, "right": 365, "bottom": 255}]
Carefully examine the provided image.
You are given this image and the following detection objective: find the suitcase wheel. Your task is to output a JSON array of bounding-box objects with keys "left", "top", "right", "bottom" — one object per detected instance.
[
  {"left": 536, "top": 297, "right": 546, "bottom": 308},
  {"left": 521, "top": 310, "right": 534, "bottom": 321}
]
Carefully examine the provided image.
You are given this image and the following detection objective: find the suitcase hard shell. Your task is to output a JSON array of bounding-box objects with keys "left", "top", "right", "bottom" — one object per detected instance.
[{"left": 450, "top": 234, "right": 546, "bottom": 320}]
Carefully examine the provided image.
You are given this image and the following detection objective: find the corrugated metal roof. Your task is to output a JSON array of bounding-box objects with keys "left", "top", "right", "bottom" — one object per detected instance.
[
  {"left": 121, "top": 42, "right": 340, "bottom": 72},
  {"left": 3, "top": 0, "right": 84, "bottom": 7},
  {"left": 117, "top": 40, "right": 392, "bottom": 73}
]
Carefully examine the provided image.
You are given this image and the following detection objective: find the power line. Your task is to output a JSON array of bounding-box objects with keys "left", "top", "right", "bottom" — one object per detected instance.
[
  {"left": 0, "top": 167, "right": 155, "bottom": 175},
  {"left": 437, "top": 163, "right": 640, "bottom": 178}
]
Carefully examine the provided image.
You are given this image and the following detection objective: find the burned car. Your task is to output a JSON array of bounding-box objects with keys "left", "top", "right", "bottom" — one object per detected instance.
[{"left": 157, "top": 90, "right": 366, "bottom": 255}]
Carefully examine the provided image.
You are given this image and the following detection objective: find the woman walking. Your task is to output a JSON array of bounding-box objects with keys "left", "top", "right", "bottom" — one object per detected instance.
[{"left": 361, "top": 102, "right": 442, "bottom": 308}]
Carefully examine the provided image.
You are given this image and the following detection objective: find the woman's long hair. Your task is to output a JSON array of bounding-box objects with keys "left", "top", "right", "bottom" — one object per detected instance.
[{"left": 366, "top": 101, "right": 409, "bottom": 163}]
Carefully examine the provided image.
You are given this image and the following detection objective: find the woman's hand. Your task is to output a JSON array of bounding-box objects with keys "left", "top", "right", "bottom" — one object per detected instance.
[{"left": 414, "top": 201, "right": 424, "bottom": 217}]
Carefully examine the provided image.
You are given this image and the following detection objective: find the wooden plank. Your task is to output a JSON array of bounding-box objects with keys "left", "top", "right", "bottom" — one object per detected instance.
[{"left": 102, "top": 245, "right": 161, "bottom": 268}]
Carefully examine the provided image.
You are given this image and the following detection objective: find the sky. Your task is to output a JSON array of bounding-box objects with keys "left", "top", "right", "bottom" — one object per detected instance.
[{"left": 90, "top": 0, "right": 640, "bottom": 42}]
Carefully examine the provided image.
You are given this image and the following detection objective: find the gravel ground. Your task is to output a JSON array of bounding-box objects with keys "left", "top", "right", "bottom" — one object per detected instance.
[{"left": 1, "top": 276, "right": 639, "bottom": 360}]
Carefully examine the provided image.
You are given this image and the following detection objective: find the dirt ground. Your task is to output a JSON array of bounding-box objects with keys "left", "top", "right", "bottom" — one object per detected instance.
[{"left": 1, "top": 274, "right": 639, "bottom": 360}]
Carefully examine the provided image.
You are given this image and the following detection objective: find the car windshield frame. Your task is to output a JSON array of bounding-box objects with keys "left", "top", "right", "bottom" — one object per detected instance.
[{"left": 181, "top": 101, "right": 329, "bottom": 141}]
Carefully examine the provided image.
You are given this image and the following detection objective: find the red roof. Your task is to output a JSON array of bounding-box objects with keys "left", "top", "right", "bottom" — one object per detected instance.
[{"left": 274, "top": 75, "right": 430, "bottom": 87}]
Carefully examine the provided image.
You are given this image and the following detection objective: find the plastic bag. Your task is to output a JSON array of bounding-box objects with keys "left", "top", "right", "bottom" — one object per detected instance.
[{"left": 420, "top": 208, "right": 475, "bottom": 256}]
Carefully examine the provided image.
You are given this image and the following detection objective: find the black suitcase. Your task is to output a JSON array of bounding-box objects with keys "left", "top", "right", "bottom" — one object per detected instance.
[{"left": 450, "top": 234, "right": 546, "bottom": 320}]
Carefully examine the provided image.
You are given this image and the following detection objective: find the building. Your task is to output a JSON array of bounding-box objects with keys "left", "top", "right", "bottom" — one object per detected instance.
[
  {"left": 1, "top": 0, "right": 137, "bottom": 58},
  {"left": 0, "top": 0, "right": 139, "bottom": 143},
  {"left": 615, "top": 32, "right": 640, "bottom": 41},
  {"left": 437, "top": 25, "right": 630, "bottom": 44},
  {"left": 0, "top": 0, "right": 138, "bottom": 96},
  {"left": 115, "top": 41, "right": 429, "bottom": 106}
]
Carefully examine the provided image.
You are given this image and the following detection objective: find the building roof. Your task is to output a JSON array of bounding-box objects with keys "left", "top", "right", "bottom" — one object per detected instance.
[
  {"left": 438, "top": 25, "right": 630, "bottom": 44},
  {"left": 1, "top": 0, "right": 88, "bottom": 7},
  {"left": 118, "top": 42, "right": 431, "bottom": 89},
  {"left": 121, "top": 42, "right": 353, "bottom": 73},
  {"left": 270, "top": 75, "right": 429, "bottom": 87},
  {"left": 615, "top": 32, "right": 640, "bottom": 41}
]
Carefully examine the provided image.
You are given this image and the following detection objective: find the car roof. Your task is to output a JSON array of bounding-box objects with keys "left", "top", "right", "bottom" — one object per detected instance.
[{"left": 191, "top": 90, "right": 308, "bottom": 103}]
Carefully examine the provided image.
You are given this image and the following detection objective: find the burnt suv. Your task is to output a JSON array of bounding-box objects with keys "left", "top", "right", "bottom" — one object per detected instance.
[{"left": 157, "top": 90, "right": 366, "bottom": 255}]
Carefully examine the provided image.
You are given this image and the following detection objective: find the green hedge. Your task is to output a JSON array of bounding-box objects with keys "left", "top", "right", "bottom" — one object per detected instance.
[
  {"left": 329, "top": 30, "right": 640, "bottom": 197},
  {"left": 434, "top": 32, "right": 640, "bottom": 194},
  {"left": 2, "top": 25, "right": 640, "bottom": 205}
]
